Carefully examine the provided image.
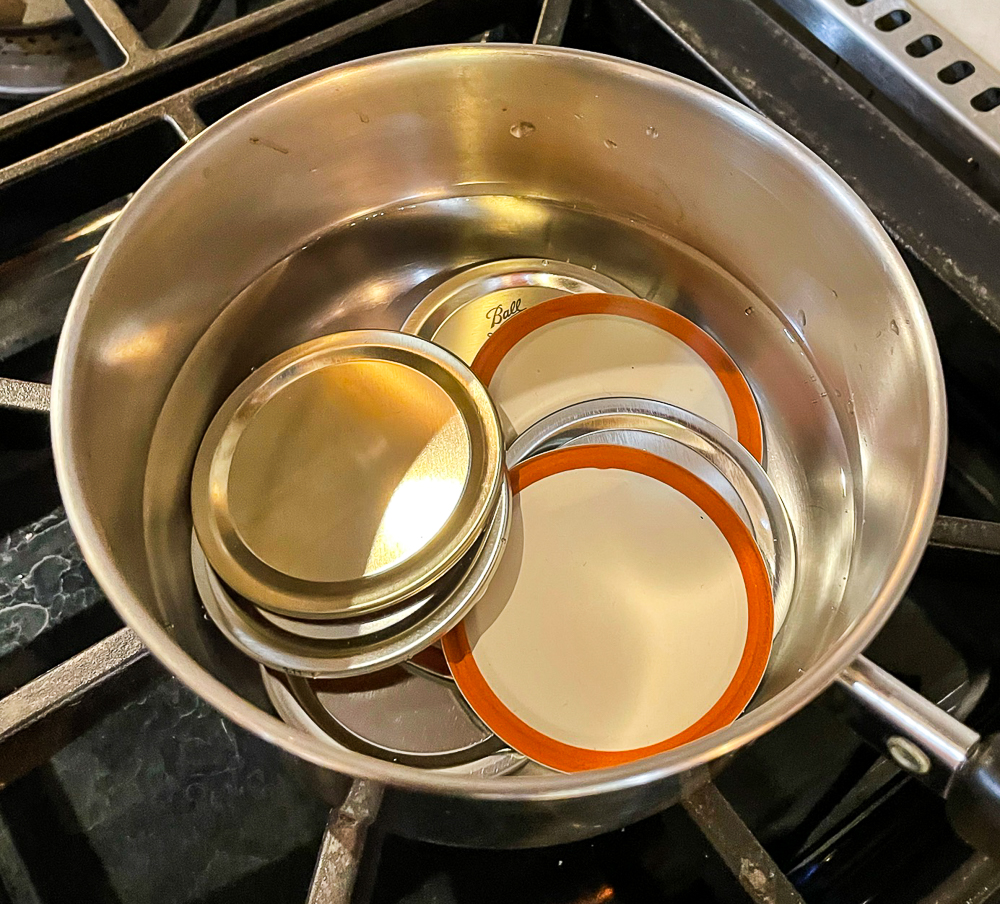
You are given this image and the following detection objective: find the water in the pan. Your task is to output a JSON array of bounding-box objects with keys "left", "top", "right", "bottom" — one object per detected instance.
[{"left": 144, "top": 194, "right": 854, "bottom": 706}]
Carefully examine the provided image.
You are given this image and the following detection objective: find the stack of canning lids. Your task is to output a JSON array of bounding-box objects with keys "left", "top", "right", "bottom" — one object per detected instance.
[{"left": 191, "top": 258, "right": 796, "bottom": 775}]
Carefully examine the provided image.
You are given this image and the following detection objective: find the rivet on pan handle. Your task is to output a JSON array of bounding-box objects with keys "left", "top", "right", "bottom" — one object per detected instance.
[{"left": 831, "top": 655, "right": 1000, "bottom": 857}]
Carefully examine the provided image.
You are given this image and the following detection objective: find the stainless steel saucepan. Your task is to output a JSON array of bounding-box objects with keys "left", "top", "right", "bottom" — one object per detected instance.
[{"left": 27, "top": 44, "right": 1000, "bottom": 851}]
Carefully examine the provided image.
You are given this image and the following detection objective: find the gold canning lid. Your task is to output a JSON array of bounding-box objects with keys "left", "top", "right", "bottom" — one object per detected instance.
[{"left": 191, "top": 330, "right": 504, "bottom": 620}]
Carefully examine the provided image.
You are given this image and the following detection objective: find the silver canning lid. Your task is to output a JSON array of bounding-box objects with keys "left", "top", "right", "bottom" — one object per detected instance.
[
  {"left": 218, "top": 544, "right": 447, "bottom": 642},
  {"left": 262, "top": 667, "right": 525, "bottom": 775},
  {"left": 402, "top": 257, "right": 635, "bottom": 363},
  {"left": 190, "top": 330, "right": 504, "bottom": 621},
  {"left": 565, "top": 431, "right": 757, "bottom": 532},
  {"left": 508, "top": 398, "right": 795, "bottom": 637},
  {"left": 191, "top": 473, "right": 512, "bottom": 677}
]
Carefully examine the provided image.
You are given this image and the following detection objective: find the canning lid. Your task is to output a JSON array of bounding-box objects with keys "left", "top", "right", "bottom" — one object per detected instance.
[
  {"left": 402, "top": 258, "right": 635, "bottom": 363},
  {"left": 442, "top": 443, "right": 773, "bottom": 773},
  {"left": 191, "top": 473, "right": 512, "bottom": 677},
  {"left": 507, "top": 397, "right": 795, "bottom": 637},
  {"left": 261, "top": 667, "right": 525, "bottom": 775},
  {"left": 471, "top": 293, "right": 764, "bottom": 462},
  {"left": 191, "top": 330, "right": 504, "bottom": 620}
]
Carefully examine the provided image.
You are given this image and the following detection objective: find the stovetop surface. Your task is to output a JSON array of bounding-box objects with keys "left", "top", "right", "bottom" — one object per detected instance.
[{"left": 4, "top": 0, "right": 1000, "bottom": 902}]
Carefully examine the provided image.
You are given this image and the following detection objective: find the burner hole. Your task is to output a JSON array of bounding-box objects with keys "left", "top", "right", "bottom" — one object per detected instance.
[
  {"left": 939, "top": 60, "right": 975, "bottom": 83},
  {"left": 906, "top": 34, "right": 942, "bottom": 57},
  {"left": 875, "top": 10, "right": 911, "bottom": 30},
  {"left": 844, "top": 0, "right": 872, "bottom": 6},
  {"left": 971, "top": 87, "right": 1000, "bottom": 111}
]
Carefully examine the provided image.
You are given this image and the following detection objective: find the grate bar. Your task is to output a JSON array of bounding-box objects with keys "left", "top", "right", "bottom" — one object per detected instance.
[
  {"left": 0, "top": 627, "right": 147, "bottom": 740},
  {"left": 64, "top": 0, "right": 151, "bottom": 65},
  {"left": 0, "top": 0, "right": 381, "bottom": 161},
  {"left": 0, "top": 107, "right": 183, "bottom": 193},
  {"left": 0, "top": 378, "right": 51, "bottom": 413},
  {"left": 533, "top": 0, "right": 572, "bottom": 45},
  {"left": 0, "top": 0, "right": 506, "bottom": 187},
  {"left": 163, "top": 98, "right": 207, "bottom": 139},
  {"left": 930, "top": 516, "right": 1000, "bottom": 555},
  {"left": 0, "top": 627, "right": 153, "bottom": 786},
  {"left": 184, "top": 0, "right": 443, "bottom": 110},
  {"left": 305, "top": 779, "right": 384, "bottom": 904},
  {"left": 683, "top": 782, "right": 807, "bottom": 904}
]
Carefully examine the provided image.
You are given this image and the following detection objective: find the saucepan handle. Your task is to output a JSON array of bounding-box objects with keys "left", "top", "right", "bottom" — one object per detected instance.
[
  {"left": 0, "top": 378, "right": 51, "bottom": 413},
  {"left": 835, "top": 655, "right": 1000, "bottom": 855}
]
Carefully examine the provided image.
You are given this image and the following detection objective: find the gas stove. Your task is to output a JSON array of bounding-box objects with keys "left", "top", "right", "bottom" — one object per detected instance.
[{"left": 4, "top": 1, "right": 1000, "bottom": 902}]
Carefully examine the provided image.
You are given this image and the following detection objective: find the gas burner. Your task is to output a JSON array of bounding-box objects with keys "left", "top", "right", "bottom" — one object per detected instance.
[
  {"left": 0, "top": 24, "right": 100, "bottom": 100},
  {"left": 0, "top": 0, "right": 222, "bottom": 100}
]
